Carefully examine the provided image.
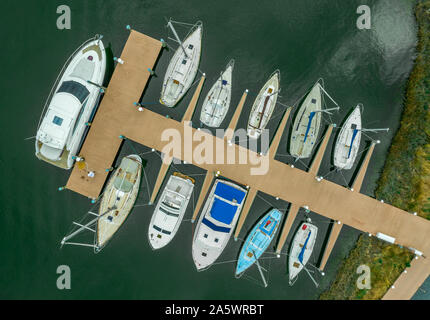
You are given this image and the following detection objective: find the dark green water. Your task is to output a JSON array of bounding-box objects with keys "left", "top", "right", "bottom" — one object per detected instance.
[{"left": 0, "top": 0, "right": 418, "bottom": 299}]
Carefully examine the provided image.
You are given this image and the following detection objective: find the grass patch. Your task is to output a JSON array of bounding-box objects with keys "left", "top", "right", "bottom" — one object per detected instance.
[
  {"left": 374, "top": 0, "right": 430, "bottom": 218},
  {"left": 321, "top": 1, "right": 429, "bottom": 299},
  {"left": 319, "top": 235, "right": 414, "bottom": 300}
]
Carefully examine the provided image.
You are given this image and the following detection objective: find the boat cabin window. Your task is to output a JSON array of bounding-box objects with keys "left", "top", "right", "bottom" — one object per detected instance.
[
  {"left": 311, "top": 98, "right": 317, "bottom": 104},
  {"left": 214, "top": 238, "right": 219, "bottom": 243},
  {"left": 57, "top": 80, "right": 90, "bottom": 104},
  {"left": 188, "top": 44, "right": 194, "bottom": 49},
  {"left": 182, "top": 59, "right": 187, "bottom": 65},
  {"left": 222, "top": 80, "right": 227, "bottom": 86},
  {"left": 203, "top": 233, "right": 208, "bottom": 238},
  {"left": 52, "top": 116, "right": 63, "bottom": 126},
  {"left": 201, "top": 252, "right": 207, "bottom": 257}
]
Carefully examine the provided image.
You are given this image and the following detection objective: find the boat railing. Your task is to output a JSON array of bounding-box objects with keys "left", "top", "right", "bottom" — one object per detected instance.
[{"left": 36, "top": 34, "right": 102, "bottom": 131}]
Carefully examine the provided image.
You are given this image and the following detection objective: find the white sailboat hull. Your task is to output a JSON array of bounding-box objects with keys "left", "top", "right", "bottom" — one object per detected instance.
[
  {"left": 290, "top": 83, "right": 322, "bottom": 159},
  {"left": 200, "top": 60, "right": 234, "bottom": 128},
  {"left": 160, "top": 23, "right": 202, "bottom": 108},
  {"left": 35, "top": 37, "right": 106, "bottom": 169},
  {"left": 148, "top": 172, "right": 195, "bottom": 250},
  {"left": 288, "top": 222, "right": 318, "bottom": 282},
  {"left": 247, "top": 71, "right": 280, "bottom": 139},
  {"left": 95, "top": 155, "right": 142, "bottom": 252},
  {"left": 333, "top": 106, "right": 362, "bottom": 170}
]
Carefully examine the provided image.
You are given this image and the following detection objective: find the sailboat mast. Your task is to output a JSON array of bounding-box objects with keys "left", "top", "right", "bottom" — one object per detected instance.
[
  {"left": 360, "top": 128, "right": 389, "bottom": 133},
  {"left": 317, "top": 83, "right": 339, "bottom": 108},
  {"left": 167, "top": 21, "right": 189, "bottom": 59},
  {"left": 255, "top": 258, "right": 268, "bottom": 288}
]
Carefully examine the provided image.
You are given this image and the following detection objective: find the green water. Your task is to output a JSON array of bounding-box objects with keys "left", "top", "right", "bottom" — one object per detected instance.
[{"left": 0, "top": 0, "right": 418, "bottom": 299}]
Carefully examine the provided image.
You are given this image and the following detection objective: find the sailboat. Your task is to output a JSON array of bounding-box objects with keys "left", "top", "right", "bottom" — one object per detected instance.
[
  {"left": 148, "top": 172, "right": 195, "bottom": 250},
  {"left": 199, "top": 59, "right": 234, "bottom": 128},
  {"left": 247, "top": 70, "right": 280, "bottom": 139},
  {"left": 95, "top": 155, "right": 142, "bottom": 252},
  {"left": 235, "top": 209, "right": 282, "bottom": 276},
  {"left": 192, "top": 179, "right": 248, "bottom": 271},
  {"left": 333, "top": 105, "right": 362, "bottom": 170},
  {"left": 160, "top": 20, "right": 203, "bottom": 107},
  {"left": 35, "top": 35, "right": 106, "bottom": 169},
  {"left": 290, "top": 80, "right": 339, "bottom": 160},
  {"left": 288, "top": 222, "right": 318, "bottom": 285}
]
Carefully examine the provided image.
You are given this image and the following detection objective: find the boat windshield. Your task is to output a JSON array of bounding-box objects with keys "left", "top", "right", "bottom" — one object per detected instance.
[
  {"left": 113, "top": 173, "right": 133, "bottom": 192},
  {"left": 57, "top": 80, "right": 90, "bottom": 104}
]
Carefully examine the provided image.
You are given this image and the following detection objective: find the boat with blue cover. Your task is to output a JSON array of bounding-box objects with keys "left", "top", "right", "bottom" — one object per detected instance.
[
  {"left": 235, "top": 209, "right": 282, "bottom": 276},
  {"left": 192, "top": 179, "right": 248, "bottom": 270},
  {"left": 288, "top": 222, "right": 318, "bottom": 285}
]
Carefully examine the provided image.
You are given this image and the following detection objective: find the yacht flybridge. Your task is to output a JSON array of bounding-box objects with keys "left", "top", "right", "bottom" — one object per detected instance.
[{"left": 35, "top": 35, "right": 106, "bottom": 169}]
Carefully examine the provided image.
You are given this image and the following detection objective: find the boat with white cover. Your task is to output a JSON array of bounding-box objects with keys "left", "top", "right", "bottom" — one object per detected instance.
[
  {"left": 192, "top": 179, "right": 248, "bottom": 270},
  {"left": 160, "top": 20, "right": 202, "bottom": 107},
  {"left": 200, "top": 59, "right": 234, "bottom": 127},
  {"left": 288, "top": 222, "right": 318, "bottom": 285},
  {"left": 35, "top": 35, "right": 106, "bottom": 169},
  {"left": 247, "top": 70, "right": 280, "bottom": 139},
  {"left": 290, "top": 82, "right": 322, "bottom": 160},
  {"left": 333, "top": 105, "right": 362, "bottom": 170},
  {"left": 148, "top": 172, "right": 195, "bottom": 250},
  {"left": 95, "top": 155, "right": 142, "bottom": 252}
]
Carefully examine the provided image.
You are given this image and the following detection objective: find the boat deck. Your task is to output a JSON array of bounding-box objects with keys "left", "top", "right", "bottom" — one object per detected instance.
[{"left": 65, "top": 30, "right": 430, "bottom": 299}]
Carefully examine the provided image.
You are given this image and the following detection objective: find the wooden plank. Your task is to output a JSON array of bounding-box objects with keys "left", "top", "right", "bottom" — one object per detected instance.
[
  {"left": 182, "top": 75, "right": 205, "bottom": 123},
  {"left": 267, "top": 107, "right": 291, "bottom": 157},
  {"left": 234, "top": 188, "right": 257, "bottom": 240},
  {"left": 352, "top": 142, "right": 376, "bottom": 192},
  {"left": 382, "top": 257, "right": 430, "bottom": 300},
  {"left": 191, "top": 172, "right": 213, "bottom": 222},
  {"left": 308, "top": 124, "right": 333, "bottom": 176},
  {"left": 275, "top": 203, "right": 300, "bottom": 255},
  {"left": 224, "top": 90, "right": 248, "bottom": 142},
  {"left": 319, "top": 222, "right": 343, "bottom": 270},
  {"left": 66, "top": 30, "right": 162, "bottom": 199},
  {"left": 149, "top": 157, "right": 172, "bottom": 204}
]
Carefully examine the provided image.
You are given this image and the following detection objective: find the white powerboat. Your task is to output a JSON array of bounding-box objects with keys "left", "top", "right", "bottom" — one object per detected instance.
[
  {"left": 200, "top": 59, "right": 234, "bottom": 127},
  {"left": 160, "top": 20, "right": 202, "bottom": 107},
  {"left": 192, "top": 179, "right": 248, "bottom": 270},
  {"left": 35, "top": 35, "right": 106, "bottom": 169},
  {"left": 148, "top": 172, "right": 195, "bottom": 250},
  {"left": 333, "top": 105, "right": 362, "bottom": 170},
  {"left": 247, "top": 70, "right": 280, "bottom": 139}
]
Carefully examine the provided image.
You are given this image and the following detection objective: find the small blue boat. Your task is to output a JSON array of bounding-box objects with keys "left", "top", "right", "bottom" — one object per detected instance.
[{"left": 235, "top": 209, "right": 282, "bottom": 275}]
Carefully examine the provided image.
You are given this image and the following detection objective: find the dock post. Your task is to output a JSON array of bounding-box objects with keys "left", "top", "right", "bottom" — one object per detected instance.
[
  {"left": 224, "top": 89, "right": 248, "bottom": 142},
  {"left": 275, "top": 203, "right": 300, "bottom": 256},
  {"left": 149, "top": 156, "right": 172, "bottom": 204},
  {"left": 234, "top": 187, "right": 257, "bottom": 241},
  {"left": 191, "top": 172, "right": 214, "bottom": 223},
  {"left": 182, "top": 75, "right": 206, "bottom": 123},
  {"left": 267, "top": 107, "right": 291, "bottom": 157},
  {"left": 308, "top": 124, "right": 334, "bottom": 176}
]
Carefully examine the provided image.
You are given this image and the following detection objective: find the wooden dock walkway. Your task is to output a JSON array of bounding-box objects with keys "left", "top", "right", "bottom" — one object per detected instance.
[
  {"left": 66, "top": 30, "right": 162, "bottom": 199},
  {"left": 65, "top": 30, "right": 430, "bottom": 298}
]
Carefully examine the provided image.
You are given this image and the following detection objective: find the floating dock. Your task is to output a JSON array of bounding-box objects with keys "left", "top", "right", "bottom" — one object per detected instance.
[{"left": 65, "top": 30, "right": 430, "bottom": 299}]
